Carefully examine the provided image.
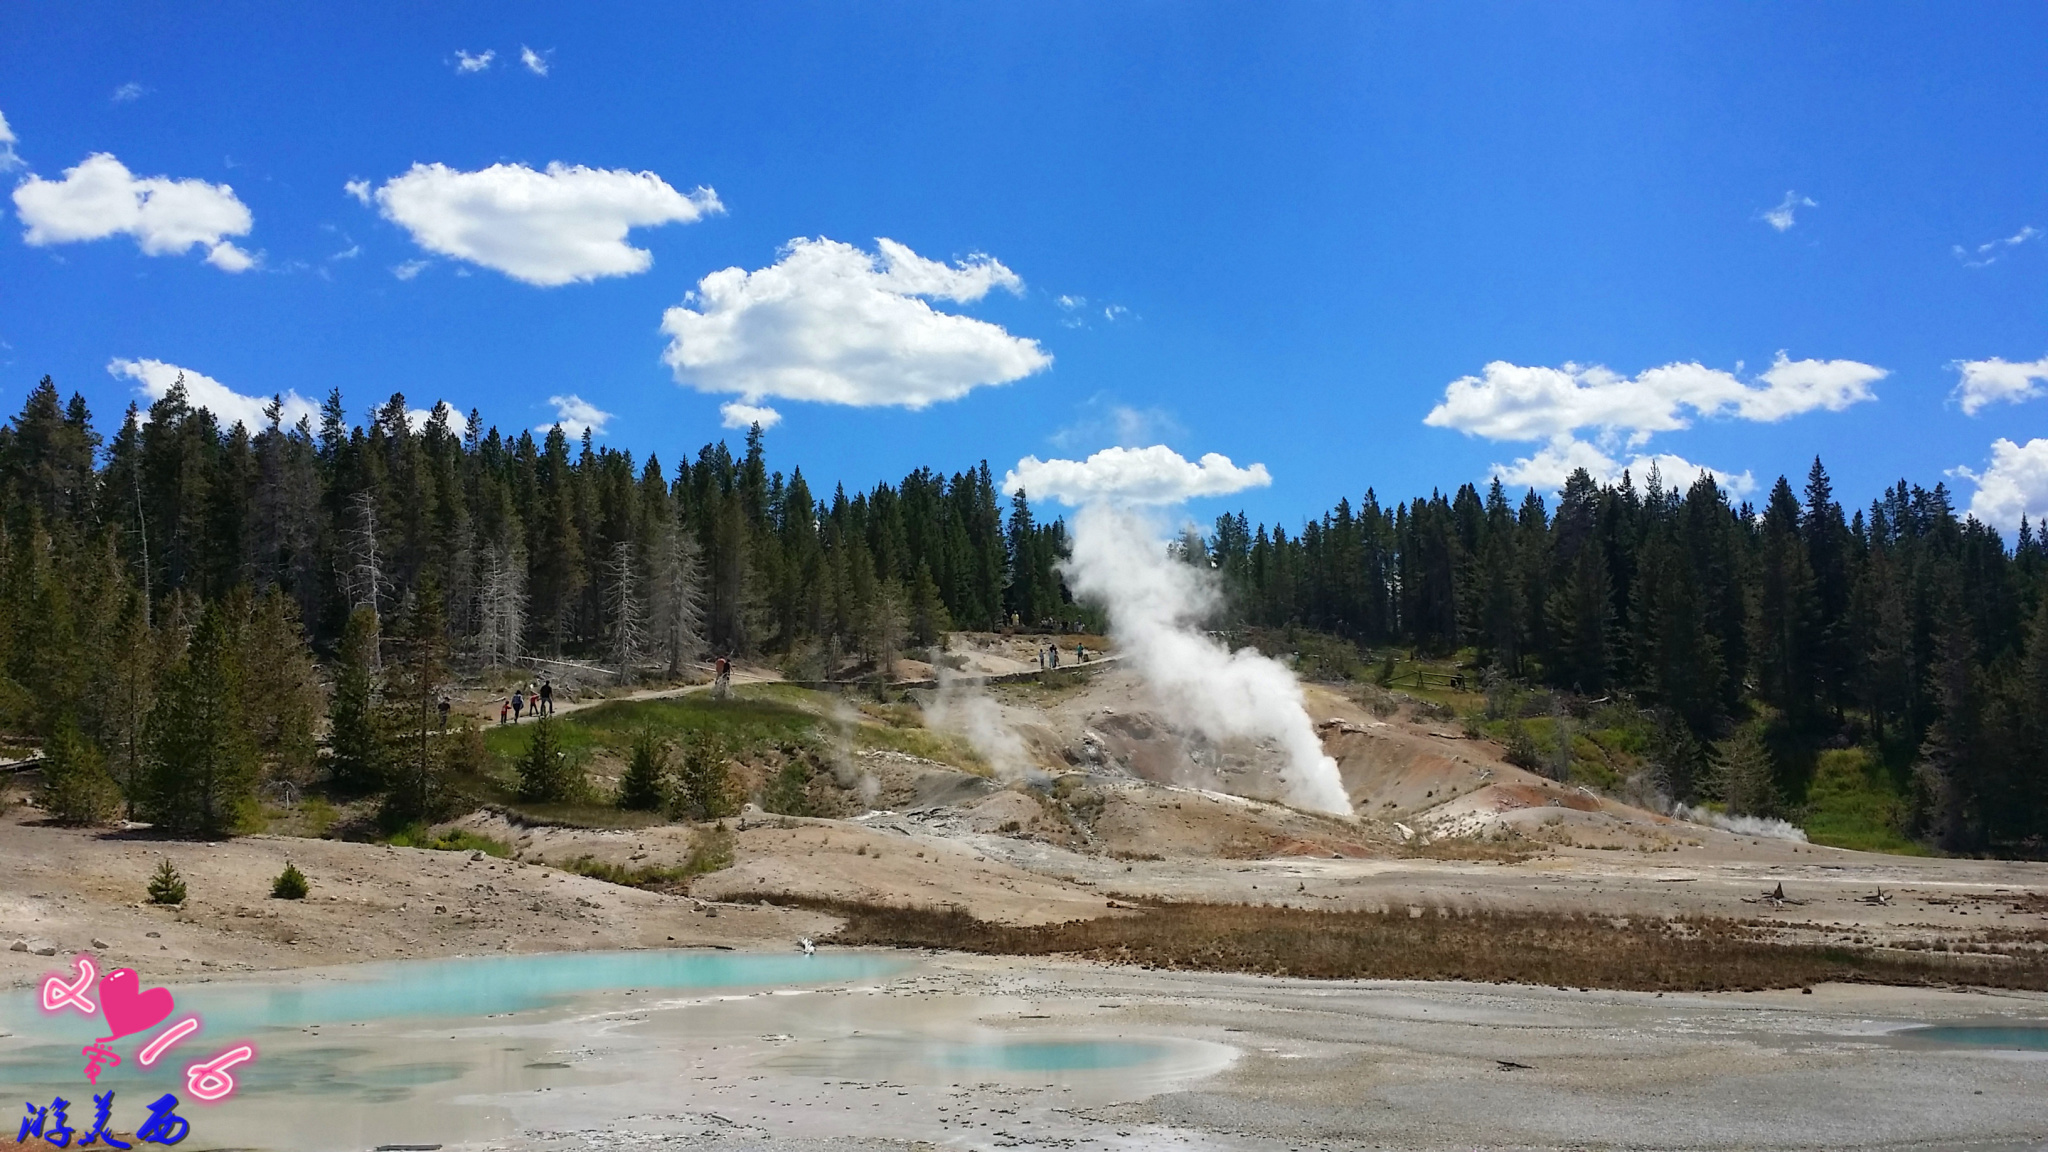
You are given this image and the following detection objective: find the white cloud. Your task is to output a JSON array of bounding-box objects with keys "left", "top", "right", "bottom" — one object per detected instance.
[
  {"left": 1953, "top": 225, "right": 2041, "bottom": 268},
  {"left": 1761, "top": 190, "right": 1816, "bottom": 232},
  {"left": 1952, "top": 355, "right": 2048, "bottom": 416},
  {"left": 1956, "top": 438, "right": 2048, "bottom": 533},
  {"left": 540, "top": 393, "right": 610, "bottom": 437},
  {"left": 343, "top": 178, "right": 371, "bottom": 205},
  {"left": 1424, "top": 354, "right": 1884, "bottom": 447},
  {"left": 406, "top": 402, "right": 469, "bottom": 436},
  {"left": 372, "top": 161, "right": 722, "bottom": 286},
  {"left": 111, "top": 82, "right": 146, "bottom": 104},
  {"left": 391, "top": 258, "right": 430, "bottom": 281},
  {"left": 661, "top": 236, "right": 1048, "bottom": 416},
  {"left": 0, "top": 109, "right": 20, "bottom": 171},
  {"left": 719, "top": 401, "right": 782, "bottom": 430},
  {"left": 520, "top": 46, "right": 551, "bottom": 76},
  {"left": 108, "top": 358, "right": 317, "bottom": 430},
  {"left": 1488, "top": 436, "right": 1755, "bottom": 498},
  {"left": 13, "top": 153, "right": 257, "bottom": 271},
  {"left": 1004, "top": 446, "right": 1272, "bottom": 507},
  {"left": 330, "top": 243, "right": 360, "bottom": 261},
  {"left": 455, "top": 49, "right": 495, "bottom": 73}
]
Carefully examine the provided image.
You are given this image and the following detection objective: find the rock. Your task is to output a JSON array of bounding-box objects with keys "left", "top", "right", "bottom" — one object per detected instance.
[
  {"left": 91, "top": 938, "right": 110, "bottom": 950},
  {"left": 470, "top": 851, "right": 486, "bottom": 862},
  {"left": 7, "top": 941, "right": 25, "bottom": 952},
  {"left": 33, "top": 944, "right": 58, "bottom": 956},
  {"left": 145, "top": 931, "right": 161, "bottom": 938}
]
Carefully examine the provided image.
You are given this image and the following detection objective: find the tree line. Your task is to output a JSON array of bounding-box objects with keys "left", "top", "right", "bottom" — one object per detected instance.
[
  {"left": 1203, "top": 462, "right": 2048, "bottom": 855},
  {"left": 0, "top": 375, "right": 1072, "bottom": 832},
  {"left": 3, "top": 372, "right": 2042, "bottom": 854}
]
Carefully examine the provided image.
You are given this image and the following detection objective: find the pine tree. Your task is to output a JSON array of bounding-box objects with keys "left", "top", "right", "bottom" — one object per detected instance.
[
  {"left": 36, "top": 715, "right": 121, "bottom": 825},
  {"left": 617, "top": 728, "right": 669, "bottom": 811},
  {"left": 381, "top": 584, "right": 449, "bottom": 824},
  {"left": 327, "top": 605, "right": 384, "bottom": 793},
  {"left": 240, "top": 588, "right": 323, "bottom": 786},
  {"left": 518, "top": 712, "right": 578, "bottom": 802},
  {"left": 674, "top": 730, "right": 735, "bottom": 820},
  {"left": 270, "top": 861, "right": 309, "bottom": 899},
  {"left": 147, "top": 858, "right": 186, "bottom": 905},
  {"left": 146, "top": 602, "right": 258, "bottom": 836},
  {"left": 1714, "top": 726, "right": 1781, "bottom": 818}
]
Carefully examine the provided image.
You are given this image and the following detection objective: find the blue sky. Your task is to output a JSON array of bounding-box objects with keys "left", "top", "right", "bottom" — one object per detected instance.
[{"left": 4, "top": 2, "right": 2047, "bottom": 531}]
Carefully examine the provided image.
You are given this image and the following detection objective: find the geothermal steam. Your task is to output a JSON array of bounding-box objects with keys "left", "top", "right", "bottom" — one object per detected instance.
[{"left": 1062, "top": 502, "right": 1353, "bottom": 816}]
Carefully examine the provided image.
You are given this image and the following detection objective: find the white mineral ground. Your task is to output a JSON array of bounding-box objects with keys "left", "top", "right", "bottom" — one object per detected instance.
[{"left": 3, "top": 650, "right": 2045, "bottom": 1150}]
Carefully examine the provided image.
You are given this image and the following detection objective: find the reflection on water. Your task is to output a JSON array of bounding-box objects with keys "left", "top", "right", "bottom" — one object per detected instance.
[
  {"left": 762, "top": 1033, "right": 1234, "bottom": 1084},
  {"left": 1900, "top": 1024, "right": 2048, "bottom": 1051}
]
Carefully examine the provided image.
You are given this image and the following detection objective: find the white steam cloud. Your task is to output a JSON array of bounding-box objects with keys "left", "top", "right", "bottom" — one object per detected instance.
[
  {"left": 1058, "top": 497, "right": 1352, "bottom": 816},
  {"left": 1671, "top": 802, "right": 1809, "bottom": 843},
  {"left": 925, "top": 676, "right": 1040, "bottom": 784}
]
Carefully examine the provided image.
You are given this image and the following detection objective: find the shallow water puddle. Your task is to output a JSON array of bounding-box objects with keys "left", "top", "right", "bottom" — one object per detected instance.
[
  {"left": 760, "top": 1033, "right": 1231, "bottom": 1083},
  {"left": 1898, "top": 1024, "right": 2048, "bottom": 1051}
]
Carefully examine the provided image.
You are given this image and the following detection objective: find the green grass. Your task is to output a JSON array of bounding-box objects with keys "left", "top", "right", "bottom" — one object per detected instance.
[
  {"left": 1801, "top": 748, "right": 1929, "bottom": 855},
  {"left": 386, "top": 825, "right": 515, "bottom": 856},
  {"left": 482, "top": 690, "right": 823, "bottom": 762}
]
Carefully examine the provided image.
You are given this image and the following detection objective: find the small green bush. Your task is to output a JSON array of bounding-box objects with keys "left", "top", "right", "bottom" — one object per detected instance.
[
  {"left": 271, "top": 861, "right": 309, "bottom": 899},
  {"left": 147, "top": 858, "right": 186, "bottom": 905}
]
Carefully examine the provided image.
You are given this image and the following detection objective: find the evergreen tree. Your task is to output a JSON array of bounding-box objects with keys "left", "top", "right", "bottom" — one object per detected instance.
[
  {"left": 518, "top": 712, "right": 577, "bottom": 802},
  {"left": 146, "top": 602, "right": 258, "bottom": 836},
  {"left": 381, "top": 584, "right": 449, "bottom": 824},
  {"left": 328, "top": 606, "right": 384, "bottom": 793},
  {"left": 617, "top": 728, "right": 669, "bottom": 811},
  {"left": 36, "top": 715, "right": 121, "bottom": 825}
]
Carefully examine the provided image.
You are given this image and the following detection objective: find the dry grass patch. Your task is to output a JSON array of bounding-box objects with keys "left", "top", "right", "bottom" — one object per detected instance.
[{"left": 757, "top": 897, "right": 2048, "bottom": 993}]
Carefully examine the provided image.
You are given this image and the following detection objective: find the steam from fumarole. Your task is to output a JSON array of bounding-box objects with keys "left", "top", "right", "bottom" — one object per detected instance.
[{"left": 1062, "top": 503, "right": 1354, "bottom": 816}]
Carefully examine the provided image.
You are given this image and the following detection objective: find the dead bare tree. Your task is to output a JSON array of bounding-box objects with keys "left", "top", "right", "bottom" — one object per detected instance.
[
  {"left": 342, "top": 490, "right": 389, "bottom": 664},
  {"left": 605, "top": 539, "right": 647, "bottom": 683},
  {"left": 649, "top": 518, "right": 705, "bottom": 676},
  {"left": 476, "top": 544, "right": 527, "bottom": 667}
]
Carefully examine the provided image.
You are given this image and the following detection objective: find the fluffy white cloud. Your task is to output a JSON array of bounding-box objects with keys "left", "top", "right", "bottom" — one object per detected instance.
[
  {"left": 1488, "top": 436, "right": 1755, "bottom": 498},
  {"left": 661, "top": 236, "right": 1048, "bottom": 417},
  {"left": 1956, "top": 438, "right": 2048, "bottom": 533},
  {"left": 370, "top": 161, "right": 722, "bottom": 286},
  {"left": 0, "top": 109, "right": 22, "bottom": 171},
  {"left": 406, "top": 402, "right": 469, "bottom": 437},
  {"left": 14, "top": 153, "right": 257, "bottom": 271},
  {"left": 455, "top": 49, "right": 495, "bottom": 73},
  {"left": 520, "top": 46, "right": 550, "bottom": 76},
  {"left": 1952, "top": 356, "right": 2048, "bottom": 416},
  {"left": 1762, "top": 190, "right": 1816, "bottom": 232},
  {"left": 1004, "top": 446, "right": 1271, "bottom": 507},
  {"left": 343, "top": 178, "right": 371, "bottom": 205},
  {"left": 108, "top": 358, "right": 316, "bottom": 430},
  {"left": 391, "top": 258, "right": 430, "bottom": 281},
  {"left": 719, "top": 401, "right": 781, "bottom": 430},
  {"left": 1424, "top": 354, "right": 1883, "bottom": 446},
  {"left": 111, "top": 82, "right": 146, "bottom": 104},
  {"left": 539, "top": 393, "right": 611, "bottom": 437},
  {"left": 1954, "top": 225, "right": 2041, "bottom": 268}
]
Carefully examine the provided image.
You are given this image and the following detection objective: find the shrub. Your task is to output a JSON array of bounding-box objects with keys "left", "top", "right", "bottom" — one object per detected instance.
[
  {"left": 147, "top": 858, "right": 186, "bottom": 905},
  {"left": 270, "top": 861, "right": 309, "bottom": 899},
  {"left": 762, "top": 757, "right": 812, "bottom": 817},
  {"left": 674, "top": 731, "right": 737, "bottom": 820}
]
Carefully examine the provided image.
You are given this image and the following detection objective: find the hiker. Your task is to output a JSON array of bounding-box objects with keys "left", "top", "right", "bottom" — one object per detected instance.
[
  {"left": 1050, "top": 645, "right": 1060, "bottom": 669},
  {"left": 512, "top": 688, "right": 525, "bottom": 722},
  {"left": 539, "top": 679, "right": 553, "bottom": 716},
  {"left": 714, "top": 655, "right": 731, "bottom": 698},
  {"left": 499, "top": 698, "right": 510, "bottom": 725},
  {"left": 1076, "top": 643, "right": 1086, "bottom": 663},
  {"left": 438, "top": 696, "right": 450, "bottom": 732}
]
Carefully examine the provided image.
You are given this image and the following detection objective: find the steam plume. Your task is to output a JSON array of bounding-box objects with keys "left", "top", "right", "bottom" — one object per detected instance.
[{"left": 1061, "top": 502, "right": 1353, "bottom": 816}]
